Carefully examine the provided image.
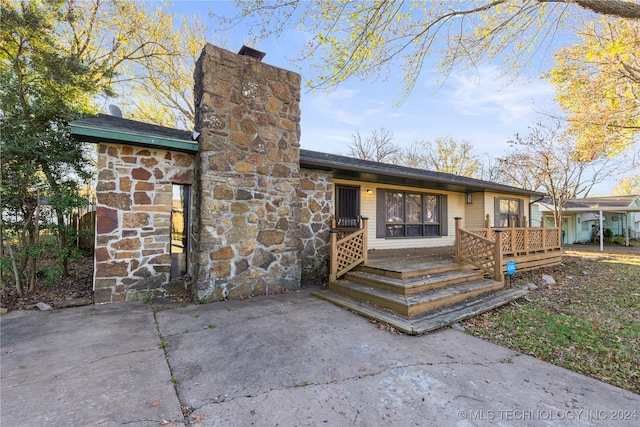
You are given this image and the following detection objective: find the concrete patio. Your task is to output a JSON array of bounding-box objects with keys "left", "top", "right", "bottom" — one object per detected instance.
[{"left": 1, "top": 285, "right": 638, "bottom": 426}]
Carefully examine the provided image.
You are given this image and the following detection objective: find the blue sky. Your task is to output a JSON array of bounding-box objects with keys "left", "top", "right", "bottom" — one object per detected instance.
[{"left": 167, "top": 1, "right": 633, "bottom": 195}]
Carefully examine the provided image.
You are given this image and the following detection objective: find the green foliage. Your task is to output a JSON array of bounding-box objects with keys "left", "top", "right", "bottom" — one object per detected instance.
[
  {"left": 1, "top": 0, "right": 101, "bottom": 293},
  {"left": 612, "top": 175, "right": 640, "bottom": 195},
  {"left": 550, "top": 18, "right": 640, "bottom": 159},
  {"left": 225, "top": 1, "right": 640, "bottom": 155},
  {"left": 613, "top": 237, "right": 627, "bottom": 245}
]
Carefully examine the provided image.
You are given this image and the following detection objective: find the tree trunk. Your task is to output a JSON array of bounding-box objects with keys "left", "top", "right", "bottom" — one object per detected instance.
[
  {"left": 56, "top": 209, "right": 69, "bottom": 278},
  {"left": 542, "top": 0, "right": 640, "bottom": 19},
  {"left": 5, "top": 239, "right": 23, "bottom": 297}
]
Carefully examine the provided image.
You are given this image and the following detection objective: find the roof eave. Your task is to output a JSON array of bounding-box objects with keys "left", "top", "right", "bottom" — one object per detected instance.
[
  {"left": 70, "top": 123, "right": 198, "bottom": 153},
  {"left": 299, "top": 157, "right": 543, "bottom": 197}
]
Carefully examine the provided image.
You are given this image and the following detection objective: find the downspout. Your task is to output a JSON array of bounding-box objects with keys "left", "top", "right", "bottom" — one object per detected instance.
[{"left": 529, "top": 195, "right": 545, "bottom": 227}]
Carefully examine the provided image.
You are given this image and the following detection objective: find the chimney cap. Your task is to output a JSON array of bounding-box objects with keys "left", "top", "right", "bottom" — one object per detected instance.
[{"left": 238, "top": 45, "right": 266, "bottom": 61}]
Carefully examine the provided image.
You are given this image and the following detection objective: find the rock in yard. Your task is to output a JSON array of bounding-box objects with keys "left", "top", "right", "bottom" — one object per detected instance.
[
  {"left": 525, "top": 283, "right": 538, "bottom": 291},
  {"left": 36, "top": 302, "right": 53, "bottom": 311},
  {"left": 541, "top": 274, "right": 556, "bottom": 286}
]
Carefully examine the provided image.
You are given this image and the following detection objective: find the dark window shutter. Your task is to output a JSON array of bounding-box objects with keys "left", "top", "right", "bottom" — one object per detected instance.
[
  {"left": 376, "top": 188, "right": 386, "bottom": 238},
  {"left": 518, "top": 199, "right": 525, "bottom": 226},
  {"left": 440, "top": 195, "right": 448, "bottom": 236},
  {"left": 494, "top": 197, "right": 500, "bottom": 227}
]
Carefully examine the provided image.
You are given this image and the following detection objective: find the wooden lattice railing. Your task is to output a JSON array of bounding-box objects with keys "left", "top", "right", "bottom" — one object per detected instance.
[
  {"left": 456, "top": 227, "right": 503, "bottom": 282},
  {"left": 468, "top": 227, "right": 561, "bottom": 255},
  {"left": 329, "top": 217, "right": 368, "bottom": 283},
  {"left": 455, "top": 217, "right": 563, "bottom": 282}
]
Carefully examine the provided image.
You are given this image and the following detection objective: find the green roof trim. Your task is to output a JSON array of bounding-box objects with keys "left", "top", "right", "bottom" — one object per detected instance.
[{"left": 70, "top": 123, "right": 198, "bottom": 153}]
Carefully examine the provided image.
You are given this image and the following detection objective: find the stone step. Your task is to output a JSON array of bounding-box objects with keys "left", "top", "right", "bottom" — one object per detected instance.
[
  {"left": 329, "top": 278, "right": 504, "bottom": 318},
  {"left": 356, "top": 260, "right": 474, "bottom": 280},
  {"left": 313, "top": 287, "right": 529, "bottom": 335},
  {"left": 344, "top": 269, "right": 485, "bottom": 296}
]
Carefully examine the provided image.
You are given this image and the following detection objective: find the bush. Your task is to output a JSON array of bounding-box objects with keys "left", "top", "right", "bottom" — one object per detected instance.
[{"left": 613, "top": 237, "right": 627, "bottom": 245}]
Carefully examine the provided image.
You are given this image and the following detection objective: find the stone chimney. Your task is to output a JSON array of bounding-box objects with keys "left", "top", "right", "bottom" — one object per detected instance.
[{"left": 192, "top": 43, "right": 302, "bottom": 301}]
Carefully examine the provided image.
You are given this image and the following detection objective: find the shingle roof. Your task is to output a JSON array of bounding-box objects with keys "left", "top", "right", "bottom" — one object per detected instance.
[
  {"left": 537, "top": 195, "right": 640, "bottom": 212},
  {"left": 71, "top": 114, "right": 542, "bottom": 196},
  {"left": 72, "top": 114, "right": 194, "bottom": 142},
  {"left": 299, "top": 149, "right": 543, "bottom": 196}
]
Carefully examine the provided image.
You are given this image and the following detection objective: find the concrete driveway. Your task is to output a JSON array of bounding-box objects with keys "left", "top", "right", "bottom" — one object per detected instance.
[{"left": 2, "top": 285, "right": 638, "bottom": 426}]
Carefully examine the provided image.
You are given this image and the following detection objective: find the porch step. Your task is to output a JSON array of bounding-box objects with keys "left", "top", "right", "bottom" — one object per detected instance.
[
  {"left": 356, "top": 260, "right": 475, "bottom": 280},
  {"left": 329, "top": 277, "right": 504, "bottom": 318},
  {"left": 344, "top": 268, "right": 485, "bottom": 295},
  {"left": 313, "top": 286, "right": 529, "bottom": 335}
]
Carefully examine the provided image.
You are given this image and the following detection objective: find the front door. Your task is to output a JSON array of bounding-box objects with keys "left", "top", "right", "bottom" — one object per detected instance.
[{"left": 335, "top": 185, "right": 360, "bottom": 228}]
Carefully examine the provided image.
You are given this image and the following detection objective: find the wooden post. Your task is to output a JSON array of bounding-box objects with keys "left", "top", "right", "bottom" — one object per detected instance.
[
  {"left": 510, "top": 215, "right": 516, "bottom": 255},
  {"left": 494, "top": 229, "right": 504, "bottom": 283},
  {"left": 485, "top": 214, "right": 490, "bottom": 228},
  {"left": 361, "top": 217, "right": 369, "bottom": 265},
  {"left": 454, "top": 217, "right": 462, "bottom": 263},
  {"left": 329, "top": 229, "right": 338, "bottom": 283},
  {"left": 523, "top": 215, "right": 528, "bottom": 228},
  {"left": 523, "top": 227, "right": 529, "bottom": 255}
]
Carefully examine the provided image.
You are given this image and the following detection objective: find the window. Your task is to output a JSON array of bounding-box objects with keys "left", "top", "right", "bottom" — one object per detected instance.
[
  {"left": 384, "top": 191, "right": 442, "bottom": 238},
  {"left": 495, "top": 197, "right": 522, "bottom": 227},
  {"left": 171, "top": 184, "right": 189, "bottom": 278}
]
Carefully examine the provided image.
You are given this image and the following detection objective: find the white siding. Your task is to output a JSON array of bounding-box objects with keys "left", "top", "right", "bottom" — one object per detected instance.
[
  {"left": 334, "top": 179, "right": 464, "bottom": 250},
  {"left": 464, "top": 192, "right": 486, "bottom": 228}
]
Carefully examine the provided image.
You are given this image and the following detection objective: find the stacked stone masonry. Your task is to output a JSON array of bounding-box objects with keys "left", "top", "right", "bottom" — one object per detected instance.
[
  {"left": 193, "top": 44, "right": 304, "bottom": 301},
  {"left": 299, "top": 169, "right": 333, "bottom": 281},
  {"left": 94, "top": 143, "right": 194, "bottom": 303}
]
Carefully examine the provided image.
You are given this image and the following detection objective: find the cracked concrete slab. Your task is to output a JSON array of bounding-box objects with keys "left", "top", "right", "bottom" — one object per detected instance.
[
  {"left": 155, "top": 286, "right": 638, "bottom": 427},
  {"left": 2, "top": 285, "right": 638, "bottom": 426},
  {"left": 1, "top": 303, "right": 184, "bottom": 426}
]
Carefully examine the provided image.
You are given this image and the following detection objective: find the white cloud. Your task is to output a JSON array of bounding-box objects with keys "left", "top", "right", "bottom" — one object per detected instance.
[{"left": 443, "top": 67, "right": 554, "bottom": 125}]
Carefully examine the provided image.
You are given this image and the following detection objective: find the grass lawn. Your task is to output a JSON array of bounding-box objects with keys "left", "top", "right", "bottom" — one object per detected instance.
[{"left": 461, "top": 249, "right": 640, "bottom": 394}]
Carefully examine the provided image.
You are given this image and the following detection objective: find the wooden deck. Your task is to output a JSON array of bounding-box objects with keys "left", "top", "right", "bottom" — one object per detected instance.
[
  {"left": 315, "top": 247, "right": 529, "bottom": 334},
  {"left": 321, "top": 221, "right": 562, "bottom": 334}
]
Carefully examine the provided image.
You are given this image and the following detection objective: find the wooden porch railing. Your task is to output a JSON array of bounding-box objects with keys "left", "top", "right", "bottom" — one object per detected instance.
[
  {"left": 329, "top": 217, "right": 368, "bottom": 283},
  {"left": 455, "top": 217, "right": 563, "bottom": 283},
  {"left": 455, "top": 219, "right": 504, "bottom": 282},
  {"left": 467, "top": 227, "right": 561, "bottom": 255}
]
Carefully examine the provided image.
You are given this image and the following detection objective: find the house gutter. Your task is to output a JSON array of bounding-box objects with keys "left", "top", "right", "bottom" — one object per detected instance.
[{"left": 70, "top": 123, "right": 199, "bottom": 153}]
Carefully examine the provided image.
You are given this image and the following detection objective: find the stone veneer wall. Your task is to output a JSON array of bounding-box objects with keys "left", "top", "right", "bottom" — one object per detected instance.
[
  {"left": 94, "top": 143, "right": 194, "bottom": 303},
  {"left": 299, "top": 169, "right": 333, "bottom": 281},
  {"left": 193, "top": 44, "right": 302, "bottom": 301}
]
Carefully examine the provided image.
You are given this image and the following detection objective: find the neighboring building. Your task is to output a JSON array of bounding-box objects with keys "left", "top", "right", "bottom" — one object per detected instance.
[
  {"left": 532, "top": 196, "right": 640, "bottom": 245},
  {"left": 71, "top": 43, "right": 544, "bottom": 304}
]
